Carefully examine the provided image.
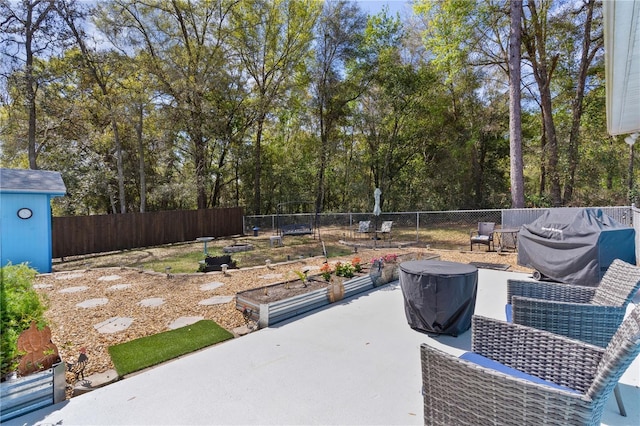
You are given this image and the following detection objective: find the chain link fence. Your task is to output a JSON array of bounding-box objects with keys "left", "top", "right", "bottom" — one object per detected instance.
[{"left": 244, "top": 206, "right": 633, "bottom": 250}]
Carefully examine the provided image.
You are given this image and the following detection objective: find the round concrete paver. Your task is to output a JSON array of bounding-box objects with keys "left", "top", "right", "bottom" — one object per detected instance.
[
  {"left": 198, "top": 296, "right": 234, "bottom": 306},
  {"left": 94, "top": 317, "right": 133, "bottom": 334},
  {"left": 260, "top": 273, "right": 283, "bottom": 280},
  {"left": 98, "top": 275, "right": 122, "bottom": 282},
  {"left": 200, "top": 282, "right": 224, "bottom": 291},
  {"left": 107, "top": 284, "right": 132, "bottom": 291},
  {"left": 76, "top": 298, "right": 109, "bottom": 308},
  {"left": 33, "top": 283, "right": 53, "bottom": 289},
  {"left": 55, "top": 272, "right": 85, "bottom": 280},
  {"left": 138, "top": 297, "right": 165, "bottom": 307},
  {"left": 59, "top": 286, "right": 89, "bottom": 293},
  {"left": 168, "top": 316, "right": 204, "bottom": 330}
]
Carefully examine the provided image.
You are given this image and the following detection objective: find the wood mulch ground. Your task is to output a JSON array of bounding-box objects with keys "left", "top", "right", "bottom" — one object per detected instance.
[{"left": 35, "top": 246, "right": 531, "bottom": 384}]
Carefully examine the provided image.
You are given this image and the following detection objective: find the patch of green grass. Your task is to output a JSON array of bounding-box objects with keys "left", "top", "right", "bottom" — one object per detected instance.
[
  {"left": 143, "top": 250, "right": 206, "bottom": 273},
  {"left": 108, "top": 320, "right": 233, "bottom": 376}
]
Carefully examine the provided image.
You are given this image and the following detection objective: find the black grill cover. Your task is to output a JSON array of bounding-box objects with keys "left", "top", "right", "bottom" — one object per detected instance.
[
  {"left": 399, "top": 260, "right": 478, "bottom": 336},
  {"left": 517, "top": 208, "right": 635, "bottom": 286}
]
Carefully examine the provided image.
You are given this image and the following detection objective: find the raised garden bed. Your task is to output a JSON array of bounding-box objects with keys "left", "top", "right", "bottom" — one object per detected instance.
[
  {"left": 235, "top": 252, "right": 439, "bottom": 328},
  {"left": 236, "top": 273, "right": 376, "bottom": 328}
]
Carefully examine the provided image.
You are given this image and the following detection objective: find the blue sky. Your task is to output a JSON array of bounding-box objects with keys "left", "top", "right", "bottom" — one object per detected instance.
[{"left": 356, "top": 0, "right": 413, "bottom": 16}]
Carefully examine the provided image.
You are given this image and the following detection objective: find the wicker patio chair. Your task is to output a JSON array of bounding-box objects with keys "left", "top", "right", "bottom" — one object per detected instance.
[
  {"left": 506, "top": 258, "right": 640, "bottom": 416},
  {"left": 506, "top": 259, "right": 640, "bottom": 347},
  {"left": 421, "top": 308, "right": 640, "bottom": 426}
]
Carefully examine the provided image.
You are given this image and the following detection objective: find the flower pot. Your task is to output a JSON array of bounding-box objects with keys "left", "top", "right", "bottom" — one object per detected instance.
[
  {"left": 370, "top": 260, "right": 398, "bottom": 286},
  {"left": 327, "top": 278, "right": 345, "bottom": 303}
]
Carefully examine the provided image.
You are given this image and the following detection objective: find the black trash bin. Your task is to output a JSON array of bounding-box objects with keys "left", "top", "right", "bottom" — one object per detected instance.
[{"left": 252, "top": 226, "right": 260, "bottom": 237}]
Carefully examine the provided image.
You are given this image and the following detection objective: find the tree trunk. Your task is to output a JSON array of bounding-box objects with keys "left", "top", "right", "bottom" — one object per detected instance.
[
  {"left": 509, "top": 0, "right": 524, "bottom": 208},
  {"left": 136, "top": 104, "right": 146, "bottom": 213},
  {"left": 253, "top": 114, "right": 265, "bottom": 215},
  {"left": 563, "top": 0, "right": 600, "bottom": 205}
]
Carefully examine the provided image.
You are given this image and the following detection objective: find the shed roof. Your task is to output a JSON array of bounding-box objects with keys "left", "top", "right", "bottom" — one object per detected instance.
[{"left": 0, "top": 168, "right": 67, "bottom": 195}]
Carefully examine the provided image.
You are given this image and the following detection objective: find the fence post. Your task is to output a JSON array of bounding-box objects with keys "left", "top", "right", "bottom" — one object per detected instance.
[{"left": 416, "top": 212, "right": 420, "bottom": 242}]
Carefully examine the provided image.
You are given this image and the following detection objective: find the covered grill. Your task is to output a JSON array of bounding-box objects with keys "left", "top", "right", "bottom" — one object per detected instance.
[{"left": 517, "top": 208, "right": 635, "bottom": 286}]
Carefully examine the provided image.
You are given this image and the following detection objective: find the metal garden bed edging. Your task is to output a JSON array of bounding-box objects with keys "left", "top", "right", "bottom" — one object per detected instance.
[
  {"left": 236, "top": 275, "right": 377, "bottom": 328},
  {"left": 0, "top": 362, "right": 66, "bottom": 422}
]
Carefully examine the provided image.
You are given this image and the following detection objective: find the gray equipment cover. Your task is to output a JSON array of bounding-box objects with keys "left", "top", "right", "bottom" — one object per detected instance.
[
  {"left": 399, "top": 260, "right": 478, "bottom": 336},
  {"left": 517, "top": 208, "right": 635, "bottom": 286}
]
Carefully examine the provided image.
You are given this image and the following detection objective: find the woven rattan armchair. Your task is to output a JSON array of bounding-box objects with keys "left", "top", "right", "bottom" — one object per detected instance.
[
  {"left": 421, "top": 308, "right": 640, "bottom": 425},
  {"left": 507, "top": 259, "right": 640, "bottom": 347}
]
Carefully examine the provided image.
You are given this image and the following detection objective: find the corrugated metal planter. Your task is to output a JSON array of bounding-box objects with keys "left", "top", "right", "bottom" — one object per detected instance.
[
  {"left": 237, "top": 275, "right": 377, "bottom": 328},
  {"left": 0, "top": 362, "right": 66, "bottom": 422}
]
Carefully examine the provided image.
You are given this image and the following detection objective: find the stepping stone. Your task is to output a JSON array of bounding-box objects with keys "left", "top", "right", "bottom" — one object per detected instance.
[
  {"left": 94, "top": 317, "right": 133, "bottom": 334},
  {"left": 200, "top": 282, "right": 224, "bottom": 291},
  {"left": 198, "top": 296, "right": 234, "bottom": 306},
  {"left": 55, "top": 272, "right": 84, "bottom": 280},
  {"left": 138, "top": 297, "right": 165, "bottom": 307},
  {"left": 260, "top": 273, "right": 283, "bottom": 280},
  {"left": 33, "top": 284, "right": 53, "bottom": 289},
  {"left": 168, "top": 316, "right": 203, "bottom": 330},
  {"left": 107, "top": 284, "right": 132, "bottom": 291},
  {"left": 76, "top": 298, "right": 109, "bottom": 308},
  {"left": 59, "top": 286, "right": 89, "bottom": 293},
  {"left": 98, "top": 275, "right": 121, "bottom": 282}
]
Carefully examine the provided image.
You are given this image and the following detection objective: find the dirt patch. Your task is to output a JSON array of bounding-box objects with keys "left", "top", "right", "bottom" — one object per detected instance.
[{"left": 35, "top": 246, "right": 530, "bottom": 385}]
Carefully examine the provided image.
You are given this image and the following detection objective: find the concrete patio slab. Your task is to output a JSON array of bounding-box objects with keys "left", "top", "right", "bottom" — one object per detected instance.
[{"left": 8, "top": 269, "right": 639, "bottom": 426}]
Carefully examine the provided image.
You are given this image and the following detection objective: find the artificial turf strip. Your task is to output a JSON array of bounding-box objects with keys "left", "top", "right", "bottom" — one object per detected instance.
[{"left": 108, "top": 320, "right": 234, "bottom": 376}]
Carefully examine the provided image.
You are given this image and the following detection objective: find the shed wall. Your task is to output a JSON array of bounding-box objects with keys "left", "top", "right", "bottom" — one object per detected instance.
[{"left": 0, "top": 193, "right": 53, "bottom": 272}]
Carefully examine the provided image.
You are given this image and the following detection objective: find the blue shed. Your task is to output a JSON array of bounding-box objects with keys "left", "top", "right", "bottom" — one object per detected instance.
[{"left": 0, "top": 168, "right": 66, "bottom": 273}]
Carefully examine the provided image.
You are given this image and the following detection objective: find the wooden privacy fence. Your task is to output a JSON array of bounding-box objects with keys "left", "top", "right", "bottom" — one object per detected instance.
[{"left": 52, "top": 207, "right": 244, "bottom": 258}]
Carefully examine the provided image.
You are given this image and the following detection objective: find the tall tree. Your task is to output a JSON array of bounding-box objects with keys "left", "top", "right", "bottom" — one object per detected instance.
[
  {"left": 97, "top": 0, "right": 235, "bottom": 209},
  {"left": 311, "top": 0, "right": 366, "bottom": 215},
  {"left": 230, "top": 0, "right": 320, "bottom": 214},
  {"left": 509, "top": 0, "right": 524, "bottom": 208},
  {"left": 0, "top": 0, "right": 65, "bottom": 169},
  {"left": 561, "top": 0, "right": 602, "bottom": 204},
  {"left": 57, "top": 1, "right": 130, "bottom": 212}
]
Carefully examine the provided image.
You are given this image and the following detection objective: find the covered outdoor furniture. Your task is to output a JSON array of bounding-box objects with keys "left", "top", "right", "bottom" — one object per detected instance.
[
  {"left": 469, "top": 222, "right": 495, "bottom": 251},
  {"left": 517, "top": 208, "right": 635, "bottom": 285},
  {"left": 400, "top": 260, "right": 478, "bottom": 336},
  {"left": 420, "top": 307, "right": 640, "bottom": 425},
  {"left": 354, "top": 220, "right": 371, "bottom": 238}
]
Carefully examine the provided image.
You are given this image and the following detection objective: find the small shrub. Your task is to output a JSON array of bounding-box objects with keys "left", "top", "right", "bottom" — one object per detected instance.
[
  {"left": 0, "top": 263, "right": 47, "bottom": 378},
  {"left": 320, "top": 263, "right": 332, "bottom": 281},
  {"left": 335, "top": 262, "right": 355, "bottom": 278}
]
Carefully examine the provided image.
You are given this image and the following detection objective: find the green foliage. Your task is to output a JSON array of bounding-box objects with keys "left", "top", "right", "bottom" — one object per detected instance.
[
  {"left": 0, "top": 264, "right": 47, "bottom": 377},
  {"left": 108, "top": 320, "right": 233, "bottom": 376},
  {"left": 334, "top": 261, "right": 355, "bottom": 278}
]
